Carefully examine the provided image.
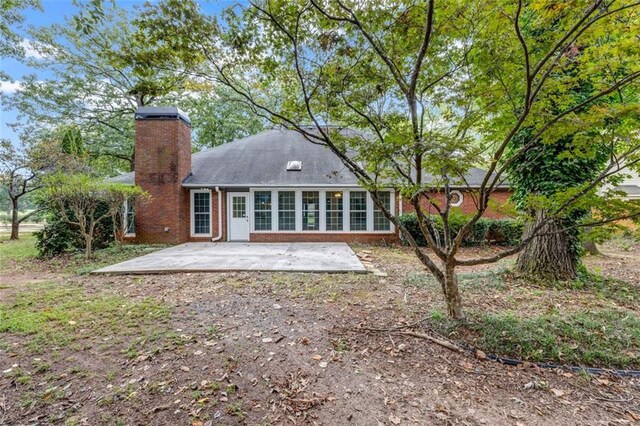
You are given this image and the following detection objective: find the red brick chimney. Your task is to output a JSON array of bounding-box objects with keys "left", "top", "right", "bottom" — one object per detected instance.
[{"left": 133, "top": 107, "right": 192, "bottom": 244}]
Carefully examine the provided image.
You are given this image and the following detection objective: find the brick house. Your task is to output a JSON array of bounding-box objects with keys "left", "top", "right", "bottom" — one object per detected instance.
[{"left": 111, "top": 107, "right": 512, "bottom": 244}]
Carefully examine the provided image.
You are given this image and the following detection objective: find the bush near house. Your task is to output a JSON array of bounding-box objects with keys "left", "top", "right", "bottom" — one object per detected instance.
[
  {"left": 397, "top": 213, "right": 524, "bottom": 247},
  {"left": 34, "top": 203, "right": 116, "bottom": 258}
]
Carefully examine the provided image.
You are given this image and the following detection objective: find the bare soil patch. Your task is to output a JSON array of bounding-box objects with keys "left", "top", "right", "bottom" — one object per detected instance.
[{"left": 1, "top": 242, "right": 639, "bottom": 425}]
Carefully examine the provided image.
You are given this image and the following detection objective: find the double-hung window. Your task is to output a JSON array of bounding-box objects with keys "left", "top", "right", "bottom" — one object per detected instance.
[
  {"left": 193, "top": 191, "right": 211, "bottom": 235},
  {"left": 373, "top": 191, "right": 391, "bottom": 231},
  {"left": 302, "top": 191, "right": 320, "bottom": 230},
  {"left": 278, "top": 191, "right": 296, "bottom": 231},
  {"left": 349, "top": 191, "right": 367, "bottom": 231},
  {"left": 326, "top": 191, "right": 343, "bottom": 231},
  {"left": 124, "top": 198, "right": 135, "bottom": 235},
  {"left": 254, "top": 191, "right": 272, "bottom": 230}
]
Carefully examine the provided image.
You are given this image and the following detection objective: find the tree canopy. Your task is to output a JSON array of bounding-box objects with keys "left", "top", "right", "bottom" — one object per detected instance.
[{"left": 2, "top": 1, "right": 265, "bottom": 173}]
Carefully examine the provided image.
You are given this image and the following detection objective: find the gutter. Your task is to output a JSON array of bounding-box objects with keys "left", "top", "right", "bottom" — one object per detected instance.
[{"left": 211, "top": 186, "right": 223, "bottom": 242}]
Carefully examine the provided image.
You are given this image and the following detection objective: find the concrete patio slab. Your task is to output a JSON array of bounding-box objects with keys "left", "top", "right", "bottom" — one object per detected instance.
[{"left": 93, "top": 242, "right": 367, "bottom": 274}]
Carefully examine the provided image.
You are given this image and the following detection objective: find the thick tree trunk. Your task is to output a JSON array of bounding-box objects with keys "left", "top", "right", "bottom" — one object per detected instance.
[
  {"left": 583, "top": 240, "right": 601, "bottom": 256},
  {"left": 516, "top": 210, "right": 577, "bottom": 281},
  {"left": 84, "top": 234, "right": 93, "bottom": 259},
  {"left": 582, "top": 226, "right": 602, "bottom": 255},
  {"left": 437, "top": 263, "right": 464, "bottom": 320},
  {"left": 10, "top": 198, "right": 19, "bottom": 240}
]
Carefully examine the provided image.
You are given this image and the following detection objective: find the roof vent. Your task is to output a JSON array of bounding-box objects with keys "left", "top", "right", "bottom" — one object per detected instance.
[{"left": 286, "top": 160, "right": 303, "bottom": 171}]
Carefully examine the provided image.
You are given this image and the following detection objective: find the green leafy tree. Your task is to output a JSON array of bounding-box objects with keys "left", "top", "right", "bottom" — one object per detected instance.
[
  {"left": 2, "top": 2, "right": 189, "bottom": 172},
  {"left": 0, "top": 137, "right": 64, "bottom": 240},
  {"left": 42, "top": 173, "right": 147, "bottom": 259},
  {"left": 60, "top": 126, "right": 86, "bottom": 157},
  {"left": 0, "top": 0, "right": 41, "bottom": 67},
  {"left": 3, "top": 1, "right": 267, "bottom": 173},
  {"left": 185, "top": 85, "right": 266, "bottom": 149},
  {"left": 505, "top": 11, "right": 640, "bottom": 280},
  {"left": 136, "top": 0, "right": 640, "bottom": 319}
]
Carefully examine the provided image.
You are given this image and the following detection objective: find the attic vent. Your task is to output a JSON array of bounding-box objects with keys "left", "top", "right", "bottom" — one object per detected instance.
[{"left": 286, "top": 161, "right": 303, "bottom": 171}]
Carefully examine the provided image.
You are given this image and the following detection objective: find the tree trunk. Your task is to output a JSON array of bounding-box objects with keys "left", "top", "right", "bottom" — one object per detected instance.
[
  {"left": 10, "top": 198, "right": 19, "bottom": 240},
  {"left": 84, "top": 234, "right": 93, "bottom": 259},
  {"left": 437, "top": 263, "right": 464, "bottom": 320},
  {"left": 583, "top": 240, "right": 601, "bottom": 256},
  {"left": 516, "top": 210, "right": 577, "bottom": 281},
  {"left": 582, "top": 226, "right": 602, "bottom": 255}
]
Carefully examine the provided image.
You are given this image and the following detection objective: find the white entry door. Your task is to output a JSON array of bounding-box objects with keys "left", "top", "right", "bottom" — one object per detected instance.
[{"left": 228, "top": 193, "right": 250, "bottom": 241}]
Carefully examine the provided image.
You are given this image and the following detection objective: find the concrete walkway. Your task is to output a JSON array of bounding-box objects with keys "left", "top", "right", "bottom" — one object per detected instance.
[{"left": 93, "top": 242, "right": 367, "bottom": 274}]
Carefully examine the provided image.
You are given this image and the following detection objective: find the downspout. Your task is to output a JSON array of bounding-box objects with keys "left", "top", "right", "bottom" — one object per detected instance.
[{"left": 211, "top": 186, "right": 223, "bottom": 242}]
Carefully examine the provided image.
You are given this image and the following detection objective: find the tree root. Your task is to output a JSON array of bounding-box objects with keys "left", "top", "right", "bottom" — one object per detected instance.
[{"left": 396, "top": 330, "right": 464, "bottom": 353}]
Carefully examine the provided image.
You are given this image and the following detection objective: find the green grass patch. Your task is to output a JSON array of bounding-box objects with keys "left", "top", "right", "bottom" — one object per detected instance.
[
  {"left": 0, "top": 281, "right": 171, "bottom": 353},
  {"left": 0, "top": 234, "right": 38, "bottom": 266},
  {"left": 2, "top": 234, "right": 166, "bottom": 276},
  {"left": 432, "top": 308, "right": 640, "bottom": 369},
  {"left": 560, "top": 270, "right": 639, "bottom": 306},
  {"left": 41, "top": 243, "right": 168, "bottom": 275}
]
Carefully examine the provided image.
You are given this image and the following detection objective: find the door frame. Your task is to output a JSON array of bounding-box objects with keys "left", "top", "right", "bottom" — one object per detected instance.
[{"left": 227, "top": 192, "right": 250, "bottom": 241}]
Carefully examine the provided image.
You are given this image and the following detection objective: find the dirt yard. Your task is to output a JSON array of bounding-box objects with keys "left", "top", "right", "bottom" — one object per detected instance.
[{"left": 1, "top": 239, "right": 640, "bottom": 425}]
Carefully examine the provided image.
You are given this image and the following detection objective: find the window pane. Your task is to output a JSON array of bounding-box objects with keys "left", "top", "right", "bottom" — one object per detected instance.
[
  {"left": 278, "top": 211, "right": 295, "bottom": 230},
  {"left": 232, "top": 196, "right": 246, "bottom": 218},
  {"left": 254, "top": 211, "right": 272, "bottom": 230},
  {"left": 349, "top": 191, "right": 367, "bottom": 231},
  {"left": 194, "top": 192, "right": 210, "bottom": 213},
  {"left": 278, "top": 191, "right": 295, "bottom": 210},
  {"left": 125, "top": 198, "right": 135, "bottom": 234},
  {"left": 254, "top": 191, "right": 271, "bottom": 211},
  {"left": 350, "top": 211, "right": 367, "bottom": 231},
  {"left": 302, "top": 191, "right": 319, "bottom": 231},
  {"left": 254, "top": 191, "right": 272, "bottom": 231},
  {"left": 326, "top": 191, "right": 343, "bottom": 231},
  {"left": 278, "top": 191, "right": 296, "bottom": 231},
  {"left": 373, "top": 191, "right": 391, "bottom": 231},
  {"left": 193, "top": 192, "right": 211, "bottom": 235},
  {"left": 194, "top": 213, "right": 210, "bottom": 234}
]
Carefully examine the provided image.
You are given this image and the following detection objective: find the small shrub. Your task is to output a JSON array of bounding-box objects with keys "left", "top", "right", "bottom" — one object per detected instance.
[
  {"left": 487, "top": 219, "right": 524, "bottom": 246},
  {"left": 397, "top": 213, "right": 523, "bottom": 247},
  {"left": 34, "top": 203, "right": 116, "bottom": 258}
]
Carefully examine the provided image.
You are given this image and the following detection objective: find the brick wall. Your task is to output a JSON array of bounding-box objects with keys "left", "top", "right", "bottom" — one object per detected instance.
[
  {"left": 400, "top": 189, "right": 513, "bottom": 219},
  {"left": 133, "top": 117, "right": 192, "bottom": 244}
]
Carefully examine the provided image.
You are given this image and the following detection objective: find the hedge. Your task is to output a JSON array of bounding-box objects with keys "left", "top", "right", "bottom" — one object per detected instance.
[{"left": 397, "top": 213, "right": 523, "bottom": 247}]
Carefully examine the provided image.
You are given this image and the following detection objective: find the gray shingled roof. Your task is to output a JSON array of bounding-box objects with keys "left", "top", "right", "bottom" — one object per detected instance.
[
  {"left": 184, "top": 129, "right": 360, "bottom": 187},
  {"left": 110, "top": 128, "right": 505, "bottom": 188}
]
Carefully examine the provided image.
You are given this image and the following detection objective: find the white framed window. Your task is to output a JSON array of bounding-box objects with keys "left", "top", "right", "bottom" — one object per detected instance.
[
  {"left": 124, "top": 198, "right": 135, "bottom": 236},
  {"left": 372, "top": 191, "right": 392, "bottom": 231},
  {"left": 191, "top": 190, "right": 212, "bottom": 236},
  {"left": 450, "top": 190, "right": 464, "bottom": 207},
  {"left": 278, "top": 191, "right": 296, "bottom": 230},
  {"left": 325, "top": 191, "right": 344, "bottom": 231},
  {"left": 349, "top": 191, "right": 367, "bottom": 231},
  {"left": 248, "top": 188, "right": 395, "bottom": 234},
  {"left": 254, "top": 191, "right": 272, "bottom": 230},
  {"left": 302, "top": 191, "right": 320, "bottom": 231}
]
